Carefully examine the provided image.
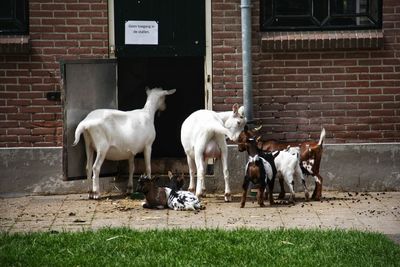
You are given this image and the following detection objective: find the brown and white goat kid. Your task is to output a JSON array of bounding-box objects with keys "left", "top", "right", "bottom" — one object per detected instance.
[
  {"left": 241, "top": 136, "right": 278, "bottom": 208},
  {"left": 136, "top": 175, "right": 167, "bottom": 209},
  {"left": 238, "top": 127, "right": 326, "bottom": 200}
]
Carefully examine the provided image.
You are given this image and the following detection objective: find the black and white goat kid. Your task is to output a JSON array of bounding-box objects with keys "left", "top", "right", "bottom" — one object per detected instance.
[{"left": 166, "top": 171, "right": 202, "bottom": 211}]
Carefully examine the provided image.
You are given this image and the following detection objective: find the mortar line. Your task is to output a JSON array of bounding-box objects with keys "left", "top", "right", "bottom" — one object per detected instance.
[
  {"left": 7, "top": 196, "right": 32, "bottom": 233},
  {"left": 49, "top": 195, "right": 68, "bottom": 231}
]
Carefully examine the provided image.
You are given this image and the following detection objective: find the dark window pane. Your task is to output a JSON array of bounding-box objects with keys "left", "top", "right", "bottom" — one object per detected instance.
[
  {"left": 332, "top": 0, "right": 357, "bottom": 15},
  {"left": 276, "top": 0, "right": 310, "bottom": 15},
  {"left": 0, "top": 0, "right": 28, "bottom": 35},
  {"left": 0, "top": 0, "right": 14, "bottom": 17},
  {"left": 260, "top": 0, "right": 381, "bottom": 31},
  {"left": 370, "top": 0, "right": 379, "bottom": 21},
  {"left": 272, "top": 17, "right": 316, "bottom": 27},
  {"left": 314, "top": 0, "right": 329, "bottom": 23},
  {"left": 331, "top": 0, "right": 369, "bottom": 15}
]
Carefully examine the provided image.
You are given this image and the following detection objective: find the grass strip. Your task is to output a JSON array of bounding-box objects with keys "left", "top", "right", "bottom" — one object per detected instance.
[{"left": 0, "top": 228, "right": 399, "bottom": 266}]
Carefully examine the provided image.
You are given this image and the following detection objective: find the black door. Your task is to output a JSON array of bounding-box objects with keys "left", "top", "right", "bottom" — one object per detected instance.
[
  {"left": 114, "top": 0, "right": 206, "bottom": 158},
  {"left": 118, "top": 57, "right": 204, "bottom": 158}
]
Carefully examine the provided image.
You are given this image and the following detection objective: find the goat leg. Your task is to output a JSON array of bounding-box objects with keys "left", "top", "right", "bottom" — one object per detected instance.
[
  {"left": 240, "top": 178, "right": 250, "bottom": 208},
  {"left": 267, "top": 178, "right": 275, "bottom": 205},
  {"left": 312, "top": 174, "right": 323, "bottom": 201},
  {"left": 257, "top": 185, "right": 266, "bottom": 207},
  {"left": 278, "top": 177, "right": 286, "bottom": 199}
]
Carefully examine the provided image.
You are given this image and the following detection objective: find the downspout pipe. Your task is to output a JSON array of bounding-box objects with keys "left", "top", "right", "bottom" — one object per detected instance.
[{"left": 240, "top": 0, "right": 253, "bottom": 122}]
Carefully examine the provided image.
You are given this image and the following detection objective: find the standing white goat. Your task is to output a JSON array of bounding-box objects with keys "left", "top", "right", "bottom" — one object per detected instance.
[
  {"left": 73, "top": 87, "right": 176, "bottom": 199},
  {"left": 181, "top": 104, "right": 246, "bottom": 202}
]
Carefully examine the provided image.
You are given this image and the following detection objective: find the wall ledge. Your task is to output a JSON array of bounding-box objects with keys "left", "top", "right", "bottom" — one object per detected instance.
[{"left": 261, "top": 30, "right": 384, "bottom": 52}]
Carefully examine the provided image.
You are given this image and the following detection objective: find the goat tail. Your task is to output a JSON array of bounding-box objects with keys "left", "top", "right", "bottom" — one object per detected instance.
[
  {"left": 72, "top": 122, "right": 85, "bottom": 146},
  {"left": 318, "top": 128, "right": 326, "bottom": 147}
]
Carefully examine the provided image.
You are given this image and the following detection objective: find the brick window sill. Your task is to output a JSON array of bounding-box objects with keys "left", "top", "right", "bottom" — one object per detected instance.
[
  {"left": 261, "top": 30, "right": 383, "bottom": 52},
  {"left": 0, "top": 35, "right": 30, "bottom": 54}
]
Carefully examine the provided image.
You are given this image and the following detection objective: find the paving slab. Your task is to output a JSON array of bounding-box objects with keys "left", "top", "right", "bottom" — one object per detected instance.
[{"left": 0, "top": 191, "right": 399, "bottom": 244}]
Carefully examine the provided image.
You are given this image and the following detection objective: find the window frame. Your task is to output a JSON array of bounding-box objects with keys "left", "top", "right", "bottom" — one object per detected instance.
[
  {"left": 0, "top": 0, "right": 29, "bottom": 35},
  {"left": 260, "top": 0, "right": 382, "bottom": 32}
]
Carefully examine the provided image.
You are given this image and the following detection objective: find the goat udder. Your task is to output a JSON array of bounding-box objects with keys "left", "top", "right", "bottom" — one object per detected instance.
[{"left": 203, "top": 140, "right": 221, "bottom": 158}]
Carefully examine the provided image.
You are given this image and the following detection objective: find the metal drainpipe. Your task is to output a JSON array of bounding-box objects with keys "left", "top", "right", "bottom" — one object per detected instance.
[{"left": 241, "top": 0, "right": 253, "bottom": 122}]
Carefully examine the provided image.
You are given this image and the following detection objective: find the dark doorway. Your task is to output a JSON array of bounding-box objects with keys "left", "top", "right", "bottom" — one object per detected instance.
[{"left": 117, "top": 57, "right": 204, "bottom": 158}]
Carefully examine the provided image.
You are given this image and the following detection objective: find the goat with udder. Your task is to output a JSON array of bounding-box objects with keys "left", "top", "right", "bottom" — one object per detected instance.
[
  {"left": 73, "top": 87, "right": 176, "bottom": 199},
  {"left": 181, "top": 104, "right": 247, "bottom": 202}
]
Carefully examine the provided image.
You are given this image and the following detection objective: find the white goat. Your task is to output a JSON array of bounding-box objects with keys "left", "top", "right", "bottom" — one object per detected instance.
[
  {"left": 180, "top": 104, "right": 246, "bottom": 202},
  {"left": 73, "top": 87, "right": 176, "bottom": 199},
  {"left": 273, "top": 148, "right": 308, "bottom": 203}
]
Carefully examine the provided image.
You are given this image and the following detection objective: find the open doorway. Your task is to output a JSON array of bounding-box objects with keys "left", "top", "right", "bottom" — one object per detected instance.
[{"left": 117, "top": 57, "right": 204, "bottom": 158}]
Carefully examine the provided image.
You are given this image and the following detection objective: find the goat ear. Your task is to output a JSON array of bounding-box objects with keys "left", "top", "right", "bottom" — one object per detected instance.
[
  {"left": 256, "top": 136, "right": 262, "bottom": 142},
  {"left": 167, "top": 171, "right": 173, "bottom": 179},
  {"left": 238, "top": 106, "right": 245, "bottom": 117},
  {"left": 232, "top": 103, "right": 239, "bottom": 114},
  {"left": 166, "top": 89, "right": 176, "bottom": 95},
  {"left": 244, "top": 125, "right": 249, "bottom": 132},
  {"left": 145, "top": 87, "right": 151, "bottom": 95}
]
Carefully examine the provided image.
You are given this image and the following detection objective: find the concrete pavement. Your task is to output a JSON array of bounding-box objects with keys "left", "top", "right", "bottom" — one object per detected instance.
[{"left": 1, "top": 191, "right": 399, "bottom": 243}]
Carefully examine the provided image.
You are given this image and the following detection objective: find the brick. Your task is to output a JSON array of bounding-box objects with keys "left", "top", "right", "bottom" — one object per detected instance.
[
  {"left": 32, "top": 128, "right": 56, "bottom": 135},
  {"left": 358, "top": 103, "right": 382, "bottom": 109},
  {"left": 346, "top": 81, "right": 370, "bottom": 87}
]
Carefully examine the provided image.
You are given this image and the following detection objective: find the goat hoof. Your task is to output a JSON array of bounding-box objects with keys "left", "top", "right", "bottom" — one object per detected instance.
[
  {"left": 312, "top": 195, "right": 321, "bottom": 201},
  {"left": 240, "top": 203, "right": 245, "bottom": 208},
  {"left": 89, "top": 191, "right": 100, "bottom": 200},
  {"left": 126, "top": 186, "right": 133, "bottom": 195},
  {"left": 305, "top": 192, "right": 310, "bottom": 201},
  {"left": 259, "top": 203, "right": 265, "bottom": 207},
  {"left": 278, "top": 193, "right": 285, "bottom": 199},
  {"left": 224, "top": 193, "right": 232, "bottom": 202}
]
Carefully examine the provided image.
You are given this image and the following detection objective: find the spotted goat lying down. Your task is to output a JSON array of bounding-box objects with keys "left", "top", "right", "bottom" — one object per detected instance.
[{"left": 135, "top": 173, "right": 202, "bottom": 211}]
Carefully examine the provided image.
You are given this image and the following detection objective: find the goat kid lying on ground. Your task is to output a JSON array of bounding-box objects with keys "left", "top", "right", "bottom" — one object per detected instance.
[
  {"left": 238, "top": 126, "right": 326, "bottom": 200},
  {"left": 241, "top": 136, "right": 278, "bottom": 208},
  {"left": 136, "top": 175, "right": 167, "bottom": 209},
  {"left": 73, "top": 87, "right": 176, "bottom": 199},
  {"left": 181, "top": 103, "right": 247, "bottom": 202},
  {"left": 136, "top": 174, "right": 202, "bottom": 211},
  {"left": 167, "top": 171, "right": 202, "bottom": 210}
]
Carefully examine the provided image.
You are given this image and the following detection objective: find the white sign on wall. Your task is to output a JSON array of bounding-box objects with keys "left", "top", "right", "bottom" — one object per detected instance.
[{"left": 125, "top": 20, "right": 158, "bottom": 45}]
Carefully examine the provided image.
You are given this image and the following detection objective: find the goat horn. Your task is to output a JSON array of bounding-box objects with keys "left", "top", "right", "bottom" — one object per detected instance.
[{"left": 254, "top": 125, "right": 262, "bottom": 131}]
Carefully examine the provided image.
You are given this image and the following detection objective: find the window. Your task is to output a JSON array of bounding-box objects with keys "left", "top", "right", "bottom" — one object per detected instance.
[
  {"left": 0, "top": 0, "right": 29, "bottom": 35},
  {"left": 260, "top": 0, "right": 382, "bottom": 31}
]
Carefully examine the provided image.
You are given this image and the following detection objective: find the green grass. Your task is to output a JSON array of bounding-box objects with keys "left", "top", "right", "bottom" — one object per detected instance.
[{"left": 0, "top": 228, "right": 399, "bottom": 267}]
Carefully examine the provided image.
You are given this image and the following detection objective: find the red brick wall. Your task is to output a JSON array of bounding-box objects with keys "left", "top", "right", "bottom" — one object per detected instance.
[
  {"left": 0, "top": 0, "right": 108, "bottom": 147},
  {"left": 1, "top": 0, "right": 399, "bottom": 147},
  {"left": 212, "top": 0, "right": 400, "bottom": 143}
]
